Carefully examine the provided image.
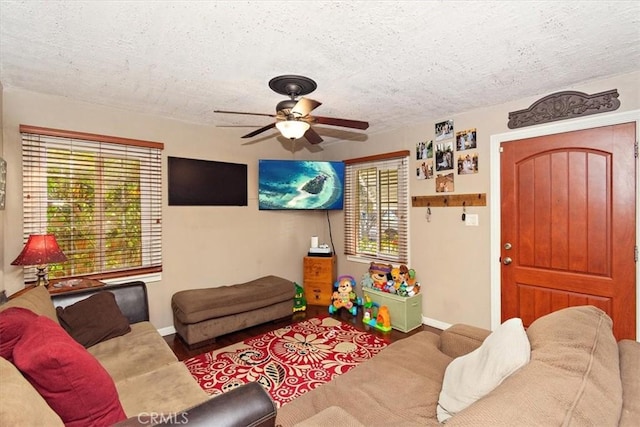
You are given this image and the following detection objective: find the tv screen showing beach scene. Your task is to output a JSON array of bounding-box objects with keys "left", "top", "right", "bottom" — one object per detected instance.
[{"left": 258, "top": 160, "right": 345, "bottom": 210}]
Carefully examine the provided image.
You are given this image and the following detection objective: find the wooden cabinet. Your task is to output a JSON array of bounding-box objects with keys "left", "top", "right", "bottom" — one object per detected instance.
[{"left": 303, "top": 256, "right": 336, "bottom": 306}]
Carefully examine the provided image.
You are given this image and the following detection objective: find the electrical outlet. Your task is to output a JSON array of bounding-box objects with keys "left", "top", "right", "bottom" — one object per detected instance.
[{"left": 465, "top": 214, "right": 479, "bottom": 226}]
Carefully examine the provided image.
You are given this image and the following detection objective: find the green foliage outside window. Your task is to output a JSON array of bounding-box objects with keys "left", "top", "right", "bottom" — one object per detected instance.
[
  {"left": 356, "top": 167, "right": 399, "bottom": 257},
  {"left": 46, "top": 149, "right": 142, "bottom": 278}
]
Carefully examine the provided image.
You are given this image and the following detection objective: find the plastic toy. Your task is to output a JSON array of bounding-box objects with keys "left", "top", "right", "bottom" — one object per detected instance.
[
  {"left": 293, "top": 283, "right": 307, "bottom": 312},
  {"left": 329, "top": 275, "right": 359, "bottom": 316},
  {"left": 361, "top": 295, "right": 392, "bottom": 332}
]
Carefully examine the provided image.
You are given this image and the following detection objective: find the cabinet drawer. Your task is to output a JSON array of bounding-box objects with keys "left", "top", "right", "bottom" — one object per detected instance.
[
  {"left": 303, "top": 257, "right": 336, "bottom": 282},
  {"left": 304, "top": 281, "right": 332, "bottom": 306}
]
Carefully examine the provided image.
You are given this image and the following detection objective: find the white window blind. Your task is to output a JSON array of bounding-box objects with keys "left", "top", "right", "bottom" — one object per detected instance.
[
  {"left": 19, "top": 125, "right": 163, "bottom": 282},
  {"left": 344, "top": 150, "right": 410, "bottom": 264}
]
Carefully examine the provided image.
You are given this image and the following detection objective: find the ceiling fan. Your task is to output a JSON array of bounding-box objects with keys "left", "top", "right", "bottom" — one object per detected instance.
[{"left": 214, "top": 75, "right": 369, "bottom": 145}]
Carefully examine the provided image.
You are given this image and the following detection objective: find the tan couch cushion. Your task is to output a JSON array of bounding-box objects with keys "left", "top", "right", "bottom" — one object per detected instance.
[
  {"left": 172, "top": 275, "right": 293, "bottom": 324},
  {"left": 0, "top": 356, "right": 64, "bottom": 426},
  {"left": 88, "top": 322, "right": 178, "bottom": 383},
  {"left": 116, "top": 362, "right": 209, "bottom": 417},
  {"left": 276, "top": 330, "right": 449, "bottom": 427},
  {"left": 294, "top": 406, "right": 365, "bottom": 427},
  {"left": 446, "top": 305, "right": 622, "bottom": 426},
  {"left": 439, "top": 323, "right": 491, "bottom": 359},
  {"left": 1, "top": 286, "right": 58, "bottom": 324}
]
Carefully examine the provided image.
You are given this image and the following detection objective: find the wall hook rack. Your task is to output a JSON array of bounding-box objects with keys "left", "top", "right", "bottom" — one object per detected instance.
[{"left": 411, "top": 193, "right": 487, "bottom": 208}]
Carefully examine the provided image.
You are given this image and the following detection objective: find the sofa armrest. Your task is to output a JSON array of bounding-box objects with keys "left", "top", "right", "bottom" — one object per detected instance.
[
  {"left": 439, "top": 323, "right": 491, "bottom": 358},
  {"left": 619, "top": 339, "right": 640, "bottom": 426},
  {"left": 114, "top": 382, "right": 277, "bottom": 427}
]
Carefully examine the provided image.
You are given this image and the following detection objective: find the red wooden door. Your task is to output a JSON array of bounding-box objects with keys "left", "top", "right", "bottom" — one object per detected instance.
[{"left": 501, "top": 123, "right": 636, "bottom": 340}]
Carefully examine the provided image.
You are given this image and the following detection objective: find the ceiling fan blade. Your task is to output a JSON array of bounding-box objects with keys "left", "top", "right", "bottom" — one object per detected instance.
[
  {"left": 214, "top": 110, "right": 277, "bottom": 118},
  {"left": 304, "top": 127, "right": 323, "bottom": 145},
  {"left": 242, "top": 122, "right": 276, "bottom": 138},
  {"left": 311, "top": 115, "right": 369, "bottom": 130},
  {"left": 291, "top": 98, "right": 322, "bottom": 117}
]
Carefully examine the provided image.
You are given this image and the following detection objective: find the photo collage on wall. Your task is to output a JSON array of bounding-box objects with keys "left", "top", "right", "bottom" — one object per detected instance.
[{"left": 415, "top": 119, "right": 478, "bottom": 192}]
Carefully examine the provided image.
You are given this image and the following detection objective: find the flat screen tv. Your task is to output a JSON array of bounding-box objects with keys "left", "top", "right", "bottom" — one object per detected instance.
[
  {"left": 168, "top": 156, "right": 247, "bottom": 206},
  {"left": 258, "top": 159, "right": 345, "bottom": 210}
]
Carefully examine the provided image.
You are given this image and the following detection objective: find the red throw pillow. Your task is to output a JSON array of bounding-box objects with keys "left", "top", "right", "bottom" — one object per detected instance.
[
  {"left": 12, "top": 316, "right": 127, "bottom": 427},
  {"left": 0, "top": 307, "right": 38, "bottom": 362}
]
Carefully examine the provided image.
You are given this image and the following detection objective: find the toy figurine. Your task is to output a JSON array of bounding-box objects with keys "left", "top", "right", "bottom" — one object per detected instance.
[
  {"left": 293, "top": 283, "right": 307, "bottom": 312},
  {"left": 362, "top": 296, "right": 392, "bottom": 333},
  {"left": 329, "top": 275, "right": 359, "bottom": 316}
]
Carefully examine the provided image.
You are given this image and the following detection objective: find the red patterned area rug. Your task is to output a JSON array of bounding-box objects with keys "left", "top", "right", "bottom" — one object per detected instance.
[{"left": 184, "top": 316, "right": 389, "bottom": 407}]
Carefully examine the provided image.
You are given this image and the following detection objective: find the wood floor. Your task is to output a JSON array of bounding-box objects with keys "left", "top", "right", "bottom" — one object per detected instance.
[{"left": 164, "top": 304, "right": 441, "bottom": 361}]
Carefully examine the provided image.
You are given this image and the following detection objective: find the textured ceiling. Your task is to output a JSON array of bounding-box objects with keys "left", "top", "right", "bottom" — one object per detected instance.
[{"left": 1, "top": 1, "right": 639, "bottom": 145}]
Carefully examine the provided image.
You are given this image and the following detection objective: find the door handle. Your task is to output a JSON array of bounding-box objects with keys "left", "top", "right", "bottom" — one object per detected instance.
[{"left": 503, "top": 257, "right": 512, "bottom": 265}]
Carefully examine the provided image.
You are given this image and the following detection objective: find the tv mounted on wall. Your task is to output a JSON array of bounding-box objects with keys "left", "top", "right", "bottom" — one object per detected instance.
[
  {"left": 258, "top": 159, "right": 345, "bottom": 210},
  {"left": 168, "top": 156, "right": 247, "bottom": 206}
]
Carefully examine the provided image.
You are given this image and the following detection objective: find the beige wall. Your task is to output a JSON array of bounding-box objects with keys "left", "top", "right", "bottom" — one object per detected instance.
[
  {"left": 2, "top": 70, "right": 638, "bottom": 332},
  {"left": 1, "top": 89, "right": 330, "bottom": 328},
  {"left": 326, "top": 70, "right": 640, "bottom": 330}
]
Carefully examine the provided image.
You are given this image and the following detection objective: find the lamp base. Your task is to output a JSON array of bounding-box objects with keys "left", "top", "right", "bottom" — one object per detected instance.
[{"left": 34, "top": 265, "right": 49, "bottom": 287}]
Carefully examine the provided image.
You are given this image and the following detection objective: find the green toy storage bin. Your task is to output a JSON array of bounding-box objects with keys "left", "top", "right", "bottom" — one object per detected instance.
[{"left": 363, "top": 288, "right": 423, "bottom": 332}]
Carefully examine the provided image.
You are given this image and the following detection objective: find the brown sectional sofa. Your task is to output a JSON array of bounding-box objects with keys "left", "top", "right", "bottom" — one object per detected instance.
[
  {"left": 0, "top": 283, "right": 277, "bottom": 427},
  {"left": 3, "top": 282, "right": 638, "bottom": 426},
  {"left": 276, "top": 305, "right": 640, "bottom": 426}
]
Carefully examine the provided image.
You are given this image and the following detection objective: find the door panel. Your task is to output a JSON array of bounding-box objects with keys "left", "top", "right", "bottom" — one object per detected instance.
[{"left": 501, "top": 122, "right": 636, "bottom": 340}]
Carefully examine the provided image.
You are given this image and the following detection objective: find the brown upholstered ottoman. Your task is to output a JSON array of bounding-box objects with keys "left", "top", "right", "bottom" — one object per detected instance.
[{"left": 171, "top": 275, "right": 294, "bottom": 349}]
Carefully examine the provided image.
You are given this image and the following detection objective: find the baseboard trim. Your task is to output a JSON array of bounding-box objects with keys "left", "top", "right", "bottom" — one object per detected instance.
[
  {"left": 158, "top": 326, "right": 176, "bottom": 337},
  {"left": 422, "top": 316, "right": 451, "bottom": 331},
  {"left": 160, "top": 320, "right": 448, "bottom": 336}
]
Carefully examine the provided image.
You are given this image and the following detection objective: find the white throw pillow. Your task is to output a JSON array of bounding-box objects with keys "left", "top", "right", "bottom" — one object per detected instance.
[{"left": 437, "top": 317, "right": 530, "bottom": 423}]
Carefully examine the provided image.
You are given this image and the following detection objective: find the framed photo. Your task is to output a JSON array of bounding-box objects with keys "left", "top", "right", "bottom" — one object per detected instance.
[
  {"left": 436, "top": 172, "right": 455, "bottom": 192},
  {"left": 435, "top": 141, "right": 454, "bottom": 171},
  {"left": 416, "top": 140, "right": 433, "bottom": 160},
  {"left": 435, "top": 120, "right": 454, "bottom": 141},
  {"left": 416, "top": 160, "right": 434, "bottom": 180},
  {"left": 457, "top": 152, "right": 479, "bottom": 174},
  {"left": 456, "top": 128, "right": 477, "bottom": 151}
]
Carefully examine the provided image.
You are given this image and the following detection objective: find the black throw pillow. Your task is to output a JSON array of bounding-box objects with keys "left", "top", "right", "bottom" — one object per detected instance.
[{"left": 56, "top": 292, "right": 131, "bottom": 348}]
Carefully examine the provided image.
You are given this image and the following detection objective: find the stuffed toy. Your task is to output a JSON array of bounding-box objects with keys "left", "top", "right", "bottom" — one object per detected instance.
[
  {"left": 293, "top": 283, "right": 307, "bottom": 312},
  {"left": 360, "top": 273, "right": 374, "bottom": 290},
  {"left": 368, "top": 262, "right": 392, "bottom": 291},
  {"left": 398, "top": 265, "right": 411, "bottom": 284},
  {"left": 329, "top": 275, "right": 359, "bottom": 316},
  {"left": 390, "top": 267, "right": 402, "bottom": 292},
  {"left": 398, "top": 265, "right": 421, "bottom": 296}
]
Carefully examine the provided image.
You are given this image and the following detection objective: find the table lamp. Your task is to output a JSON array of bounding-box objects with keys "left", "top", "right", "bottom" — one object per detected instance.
[{"left": 11, "top": 234, "right": 68, "bottom": 287}]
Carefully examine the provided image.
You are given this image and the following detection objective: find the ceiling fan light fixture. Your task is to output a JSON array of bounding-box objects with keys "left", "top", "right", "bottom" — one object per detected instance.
[{"left": 275, "top": 120, "right": 310, "bottom": 140}]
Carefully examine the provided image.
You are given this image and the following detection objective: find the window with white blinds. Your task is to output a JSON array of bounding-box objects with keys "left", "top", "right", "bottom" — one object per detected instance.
[
  {"left": 344, "top": 150, "right": 410, "bottom": 264},
  {"left": 19, "top": 125, "right": 163, "bottom": 282}
]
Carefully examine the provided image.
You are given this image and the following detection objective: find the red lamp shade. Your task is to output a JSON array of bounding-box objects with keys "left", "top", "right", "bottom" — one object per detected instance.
[{"left": 11, "top": 234, "right": 68, "bottom": 266}]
